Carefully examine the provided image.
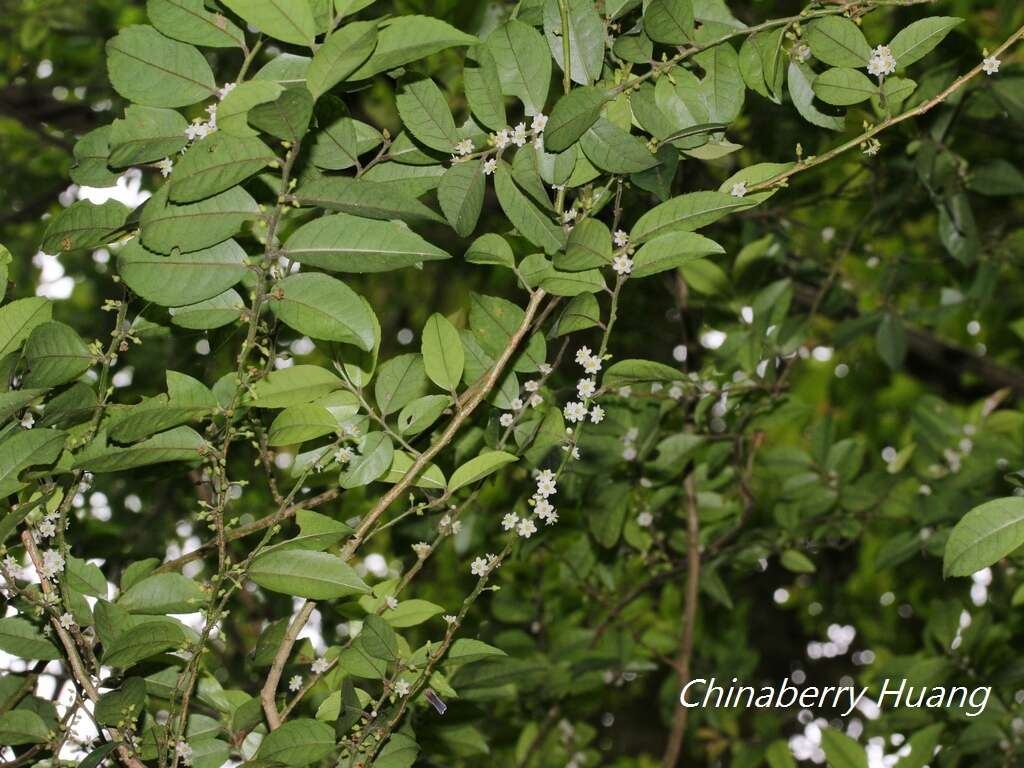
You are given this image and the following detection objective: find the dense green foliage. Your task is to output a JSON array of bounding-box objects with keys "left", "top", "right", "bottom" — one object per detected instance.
[{"left": 1, "top": 1, "right": 1024, "bottom": 767}]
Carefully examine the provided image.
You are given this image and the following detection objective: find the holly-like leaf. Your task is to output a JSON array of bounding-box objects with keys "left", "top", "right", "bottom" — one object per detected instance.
[
  {"left": 106, "top": 25, "right": 217, "bottom": 107},
  {"left": 269, "top": 272, "right": 377, "bottom": 350},
  {"left": 485, "top": 19, "right": 551, "bottom": 115},
  {"left": 219, "top": 0, "right": 319, "bottom": 47}
]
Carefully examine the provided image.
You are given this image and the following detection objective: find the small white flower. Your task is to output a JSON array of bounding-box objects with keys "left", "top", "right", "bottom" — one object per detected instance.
[
  {"left": 612, "top": 254, "right": 633, "bottom": 275},
  {"left": 533, "top": 136, "right": 545, "bottom": 150},
  {"left": 577, "top": 378, "right": 597, "bottom": 399},
  {"left": 59, "top": 612, "right": 75, "bottom": 630},
  {"left": 535, "top": 476, "right": 558, "bottom": 498},
  {"left": 471, "top": 556, "right": 490, "bottom": 576},
  {"left": 534, "top": 498, "right": 556, "bottom": 521},
  {"left": 622, "top": 446, "right": 638, "bottom": 461},
  {"left": 288, "top": 675, "right": 303, "bottom": 692},
  {"left": 562, "top": 209, "right": 578, "bottom": 224},
  {"left": 866, "top": 47, "right": 897, "bottom": 77},
  {"left": 36, "top": 519, "right": 56, "bottom": 539},
  {"left": 918, "top": 484, "right": 932, "bottom": 496},
  {"left": 730, "top": 181, "right": 748, "bottom": 198},
  {"left": 483, "top": 158, "right": 497, "bottom": 175},
  {"left": 618, "top": 386, "right": 632, "bottom": 397},
  {"left": 982, "top": 55, "right": 1000, "bottom": 75},
  {"left": 20, "top": 411, "right": 34, "bottom": 429},
  {"left": 528, "top": 393, "right": 544, "bottom": 408},
  {"left": 795, "top": 43, "right": 812, "bottom": 63},
  {"left": 531, "top": 113, "right": 548, "bottom": 133},
  {"left": 575, "top": 346, "right": 593, "bottom": 365},
  {"left": 512, "top": 122, "right": 528, "bottom": 146},
  {"left": 525, "top": 380, "right": 540, "bottom": 392},
  {"left": 156, "top": 157, "right": 173, "bottom": 177},
  {"left": 312, "top": 657, "right": 330, "bottom": 674},
  {"left": 516, "top": 518, "right": 538, "bottom": 538},
  {"left": 539, "top": 363, "right": 553, "bottom": 375},
  {"left": 589, "top": 405, "right": 605, "bottom": 424},
  {"left": 443, "top": 614, "right": 457, "bottom": 624},
  {"left": 613, "top": 229, "right": 629, "bottom": 248},
  {"left": 40, "top": 549, "right": 64, "bottom": 580},
  {"left": 394, "top": 679, "right": 411, "bottom": 697},
  {"left": 217, "top": 82, "right": 237, "bottom": 100},
  {"left": 510, "top": 398, "right": 524, "bottom": 411},
  {"left": 494, "top": 129, "right": 511, "bottom": 149},
  {"left": 582, "top": 356, "right": 602, "bottom": 375},
  {"left": 862, "top": 138, "right": 882, "bottom": 157},
  {"left": 499, "top": 413, "right": 515, "bottom": 427},
  {"left": 385, "top": 596, "right": 399, "bottom": 610},
  {"left": 342, "top": 423, "right": 361, "bottom": 438},
  {"left": 625, "top": 427, "right": 639, "bottom": 442},
  {"left": 412, "top": 541, "right": 431, "bottom": 558},
  {"left": 455, "top": 138, "right": 475, "bottom": 156},
  {"left": 563, "top": 401, "right": 588, "bottom": 423},
  {"left": 176, "top": 741, "right": 193, "bottom": 766},
  {"left": 636, "top": 511, "right": 653, "bottom": 528},
  {"left": 335, "top": 446, "right": 355, "bottom": 464},
  {"left": 502, "top": 513, "right": 519, "bottom": 531}
]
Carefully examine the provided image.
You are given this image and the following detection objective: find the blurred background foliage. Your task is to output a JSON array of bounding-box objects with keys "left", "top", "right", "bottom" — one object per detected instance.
[{"left": 3, "top": 0, "right": 1024, "bottom": 765}]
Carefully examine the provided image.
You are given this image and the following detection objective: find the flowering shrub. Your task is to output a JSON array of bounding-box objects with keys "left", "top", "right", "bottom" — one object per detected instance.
[{"left": 1, "top": 1, "right": 1024, "bottom": 767}]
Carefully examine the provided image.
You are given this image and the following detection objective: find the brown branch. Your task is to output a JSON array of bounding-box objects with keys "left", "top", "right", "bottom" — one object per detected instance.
[
  {"left": 260, "top": 600, "right": 316, "bottom": 730},
  {"left": 662, "top": 474, "right": 700, "bottom": 768}
]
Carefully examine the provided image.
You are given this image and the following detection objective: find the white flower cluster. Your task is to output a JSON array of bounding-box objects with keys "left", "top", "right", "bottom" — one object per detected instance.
[
  {"left": 40, "top": 549, "right": 65, "bottom": 581},
  {"left": 562, "top": 347, "right": 605, "bottom": 426},
  {"left": 175, "top": 741, "right": 193, "bottom": 766},
  {"left": 500, "top": 468, "right": 560, "bottom": 539},
  {"left": 34, "top": 509, "right": 61, "bottom": 540},
  {"left": 393, "top": 679, "right": 411, "bottom": 697},
  {"left": 184, "top": 103, "right": 218, "bottom": 142},
  {"left": 622, "top": 427, "right": 640, "bottom": 461},
  {"left": 482, "top": 113, "right": 548, "bottom": 174},
  {"left": 311, "top": 656, "right": 331, "bottom": 675},
  {"left": 866, "top": 45, "right": 897, "bottom": 78},
  {"left": 982, "top": 55, "right": 1000, "bottom": 75},
  {"left": 470, "top": 552, "right": 499, "bottom": 576}
]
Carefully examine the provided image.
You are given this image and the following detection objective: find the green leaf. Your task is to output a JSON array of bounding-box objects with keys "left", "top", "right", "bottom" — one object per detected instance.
[
  {"left": 888, "top": 17, "right": 963, "bottom": 68},
  {"left": 292, "top": 177, "right": 444, "bottom": 225},
  {"left": 65, "top": 556, "right": 109, "bottom": 597},
  {"left": 249, "top": 85, "right": 314, "bottom": 142},
  {"left": 780, "top": 549, "right": 816, "bottom": 573},
  {"left": 374, "top": 354, "right": 428, "bottom": 415},
  {"left": 383, "top": 599, "right": 444, "bottom": 628},
  {"left": 103, "top": 620, "right": 187, "bottom": 667},
  {"left": 0, "top": 710, "right": 49, "bottom": 745},
  {"left": 269, "top": 272, "right": 376, "bottom": 351},
  {"left": 540, "top": 267, "right": 606, "bottom": 296},
  {"left": 109, "top": 105, "right": 188, "bottom": 166},
  {"left": 544, "top": 86, "right": 607, "bottom": 152},
  {"left": 438, "top": 161, "right": 486, "bottom": 238},
  {"left": 448, "top": 450, "right": 518, "bottom": 493},
  {"left": 0, "top": 429, "right": 67, "bottom": 496},
  {"left": 820, "top": 728, "right": 867, "bottom": 768},
  {"left": 644, "top": 0, "right": 694, "bottom": 44},
  {"left": 118, "top": 238, "right": 247, "bottom": 306},
  {"left": 41, "top": 200, "right": 129, "bottom": 253},
  {"left": 247, "top": 366, "right": 343, "bottom": 408},
  {"left": 805, "top": 17, "right": 871, "bottom": 68},
  {"left": 381, "top": 450, "right": 446, "bottom": 490},
  {"left": 485, "top": 19, "right": 551, "bottom": 115},
  {"left": 876, "top": 312, "right": 906, "bottom": 370},
  {"left": 398, "top": 395, "right": 451, "bottom": 436},
  {"left": 422, "top": 314, "right": 464, "bottom": 391},
  {"left": 0, "top": 297, "right": 52, "bottom": 358},
  {"left": 543, "top": 0, "right": 605, "bottom": 86},
  {"left": 219, "top": 0, "right": 318, "bottom": 47},
  {"left": 469, "top": 293, "right": 547, "bottom": 373},
  {"left": 466, "top": 234, "right": 515, "bottom": 269},
  {"left": 71, "top": 127, "right": 119, "bottom": 187},
  {"left": 631, "top": 231, "right": 723, "bottom": 278},
  {"left": 140, "top": 184, "right": 260, "bottom": 254},
  {"left": 257, "top": 719, "right": 336, "bottom": 766},
  {"left": 630, "top": 191, "right": 753, "bottom": 243},
  {"left": 788, "top": 62, "right": 845, "bottom": 131},
  {"left": 579, "top": 118, "right": 658, "bottom": 174},
  {"left": 217, "top": 80, "right": 284, "bottom": 137},
  {"left": 894, "top": 725, "right": 944, "bottom": 768},
  {"left": 23, "top": 321, "right": 93, "bottom": 387},
  {"left": 307, "top": 21, "right": 377, "bottom": 98},
  {"left": 556, "top": 218, "right": 611, "bottom": 271},
  {"left": 106, "top": 25, "right": 216, "bottom": 107},
  {"left": 349, "top": 16, "right": 478, "bottom": 79},
  {"left": 0, "top": 618, "right": 62, "bottom": 660},
  {"left": 376, "top": 733, "right": 419, "bottom": 768},
  {"left": 170, "top": 134, "right": 277, "bottom": 202},
  {"left": 764, "top": 740, "right": 798, "bottom": 768},
  {"left": 268, "top": 509, "right": 353, "bottom": 553},
  {"left": 73, "top": 426, "right": 205, "bottom": 472},
  {"left": 464, "top": 46, "right": 506, "bottom": 131},
  {"left": 494, "top": 162, "right": 565, "bottom": 255},
  {"left": 80, "top": 744, "right": 119, "bottom": 768},
  {"left": 813, "top": 67, "right": 878, "bottom": 106},
  {"left": 603, "top": 359, "right": 681, "bottom": 387},
  {"left": 169, "top": 289, "right": 245, "bottom": 329},
  {"left": 147, "top": 0, "right": 246, "bottom": 48},
  {"left": 449, "top": 638, "right": 507, "bottom": 664},
  {"left": 554, "top": 292, "right": 601, "bottom": 336},
  {"left": 340, "top": 432, "right": 394, "bottom": 489},
  {"left": 118, "top": 573, "right": 206, "bottom": 614},
  {"left": 396, "top": 76, "right": 459, "bottom": 153},
  {"left": 250, "top": 550, "right": 369, "bottom": 599},
  {"left": 944, "top": 497, "right": 1024, "bottom": 577},
  {"left": 693, "top": 42, "right": 745, "bottom": 123},
  {"left": 268, "top": 405, "right": 337, "bottom": 446},
  {"left": 968, "top": 159, "right": 1024, "bottom": 197},
  {"left": 309, "top": 110, "right": 383, "bottom": 171}
]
